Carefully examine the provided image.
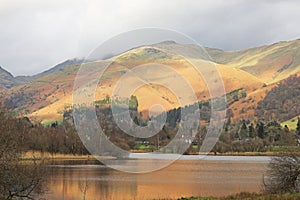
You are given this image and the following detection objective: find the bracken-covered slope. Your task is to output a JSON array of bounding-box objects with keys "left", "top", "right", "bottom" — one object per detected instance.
[{"left": 0, "top": 39, "right": 299, "bottom": 124}]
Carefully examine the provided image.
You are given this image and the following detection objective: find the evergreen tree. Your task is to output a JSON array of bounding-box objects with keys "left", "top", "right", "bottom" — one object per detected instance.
[
  {"left": 240, "top": 121, "right": 248, "bottom": 139},
  {"left": 225, "top": 117, "right": 231, "bottom": 132},
  {"left": 129, "top": 95, "right": 138, "bottom": 111},
  {"left": 257, "top": 122, "right": 265, "bottom": 139},
  {"left": 297, "top": 118, "right": 300, "bottom": 135},
  {"left": 248, "top": 123, "right": 255, "bottom": 138},
  {"left": 234, "top": 132, "right": 240, "bottom": 140}
]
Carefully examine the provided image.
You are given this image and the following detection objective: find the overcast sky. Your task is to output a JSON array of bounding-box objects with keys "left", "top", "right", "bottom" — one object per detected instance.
[{"left": 1, "top": 0, "right": 300, "bottom": 76}]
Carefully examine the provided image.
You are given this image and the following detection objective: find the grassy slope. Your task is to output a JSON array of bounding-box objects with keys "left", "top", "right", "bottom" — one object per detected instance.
[{"left": 208, "top": 39, "right": 300, "bottom": 84}]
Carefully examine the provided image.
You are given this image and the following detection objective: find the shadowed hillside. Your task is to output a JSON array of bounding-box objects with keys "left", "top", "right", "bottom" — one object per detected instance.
[
  {"left": 0, "top": 66, "right": 32, "bottom": 89},
  {"left": 255, "top": 74, "right": 300, "bottom": 122}
]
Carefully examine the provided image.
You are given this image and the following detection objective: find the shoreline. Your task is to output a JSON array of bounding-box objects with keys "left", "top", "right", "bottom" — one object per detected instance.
[{"left": 20, "top": 150, "right": 281, "bottom": 161}]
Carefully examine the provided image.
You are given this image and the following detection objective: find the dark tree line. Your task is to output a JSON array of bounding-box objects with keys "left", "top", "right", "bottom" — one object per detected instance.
[{"left": 70, "top": 96, "right": 300, "bottom": 155}]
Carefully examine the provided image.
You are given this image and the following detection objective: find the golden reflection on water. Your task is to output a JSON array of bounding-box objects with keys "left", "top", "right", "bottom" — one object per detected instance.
[{"left": 43, "top": 158, "right": 267, "bottom": 200}]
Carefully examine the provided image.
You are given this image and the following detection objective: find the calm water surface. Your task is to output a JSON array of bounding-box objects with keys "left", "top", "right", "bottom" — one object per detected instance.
[{"left": 42, "top": 156, "right": 270, "bottom": 200}]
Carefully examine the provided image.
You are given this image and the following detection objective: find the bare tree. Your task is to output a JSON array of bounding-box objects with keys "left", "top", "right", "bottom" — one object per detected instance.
[
  {"left": 0, "top": 111, "right": 46, "bottom": 200},
  {"left": 0, "top": 161, "right": 45, "bottom": 200},
  {"left": 263, "top": 152, "right": 300, "bottom": 194}
]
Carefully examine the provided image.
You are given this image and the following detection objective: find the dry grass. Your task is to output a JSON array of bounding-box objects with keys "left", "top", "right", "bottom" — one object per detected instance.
[{"left": 21, "top": 151, "right": 109, "bottom": 160}]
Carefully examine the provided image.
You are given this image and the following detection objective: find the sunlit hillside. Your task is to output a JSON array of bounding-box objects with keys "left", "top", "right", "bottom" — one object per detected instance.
[
  {"left": 0, "top": 40, "right": 299, "bottom": 124},
  {"left": 208, "top": 39, "right": 300, "bottom": 84}
]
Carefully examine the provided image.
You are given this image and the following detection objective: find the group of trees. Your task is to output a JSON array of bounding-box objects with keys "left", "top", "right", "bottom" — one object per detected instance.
[
  {"left": 212, "top": 118, "right": 298, "bottom": 154},
  {"left": 2, "top": 97, "right": 299, "bottom": 158},
  {"left": 0, "top": 107, "right": 94, "bottom": 199},
  {"left": 0, "top": 111, "right": 45, "bottom": 199},
  {"left": 25, "top": 123, "right": 88, "bottom": 156},
  {"left": 70, "top": 96, "right": 300, "bottom": 155}
]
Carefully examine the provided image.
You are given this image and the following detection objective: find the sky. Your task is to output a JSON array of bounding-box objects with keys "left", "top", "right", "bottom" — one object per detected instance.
[{"left": 1, "top": 0, "right": 300, "bottom": 76}]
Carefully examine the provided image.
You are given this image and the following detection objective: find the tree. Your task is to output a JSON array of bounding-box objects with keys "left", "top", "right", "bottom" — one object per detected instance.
[
  {"left": 257, "top": 122, "right": 265, "bottom": 139},
  {"left": 263, "top": 152, "right": 300, "bottom": 194},
  {"left": 248, "top": 123, "right": 255, "bottom": 138},
  {"left": 129, "top": 95, "right": 138, "bottom": 111},
  {"left": 239, "top": 121, "right": 248, "bottom": 139},
  {"left": 225, "top": 117, "right": 231, "bottom": 132},
  {"left": 0, "top": 111, "right": 45, "bottom": 199}
]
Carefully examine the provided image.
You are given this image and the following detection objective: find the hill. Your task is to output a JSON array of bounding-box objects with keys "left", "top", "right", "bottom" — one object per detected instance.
[
  {"left": 0, "top": 66, "right": 15, "bottom": 89},
  {"left": 207, "top": 39, "right": 300, "bottom": 84},
  {"left": 3, "top": 47, "right": 263, "bottom": 123},
  {"left": 0, "top": 39, "right": 299, "bottom": 124}
]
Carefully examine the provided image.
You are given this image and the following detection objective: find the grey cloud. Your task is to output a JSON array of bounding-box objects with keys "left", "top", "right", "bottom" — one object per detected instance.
[{"left": 0, "top": 0, "right": 300, "bottom": 75}]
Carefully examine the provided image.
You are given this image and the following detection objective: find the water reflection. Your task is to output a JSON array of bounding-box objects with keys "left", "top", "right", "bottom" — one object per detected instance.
[{"left": 42, "top": 157, "right": 268, "bottom": 200}]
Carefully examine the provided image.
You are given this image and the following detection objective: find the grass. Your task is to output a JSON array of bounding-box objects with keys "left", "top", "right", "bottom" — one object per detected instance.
[
  {"left": 41, "top": 119, "right": 63, "bottom": 126},
  {"left": 21, "top": 151, "right": 93, "bottom": 160},
  {"left": 21, "top": 151, "right": 119, "bottom": 161},
  {"left": 134, "top": 144, "right": 156, "bottom": 152},
  {"left": 281, "top": 116, "right": 299, "bottom": 130},
  {"left": 270, "top": 146, "right": 300, "bottom": 152}
]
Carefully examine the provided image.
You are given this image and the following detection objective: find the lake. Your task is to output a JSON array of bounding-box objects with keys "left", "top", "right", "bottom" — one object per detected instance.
[{"left": 41, "top": 156, "right": 270, "bottom": 200}]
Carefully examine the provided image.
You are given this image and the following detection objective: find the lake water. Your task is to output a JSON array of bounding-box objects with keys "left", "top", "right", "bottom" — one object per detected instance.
[{"left": 42, "top": 156, "right": 270, "bottom": 200}]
